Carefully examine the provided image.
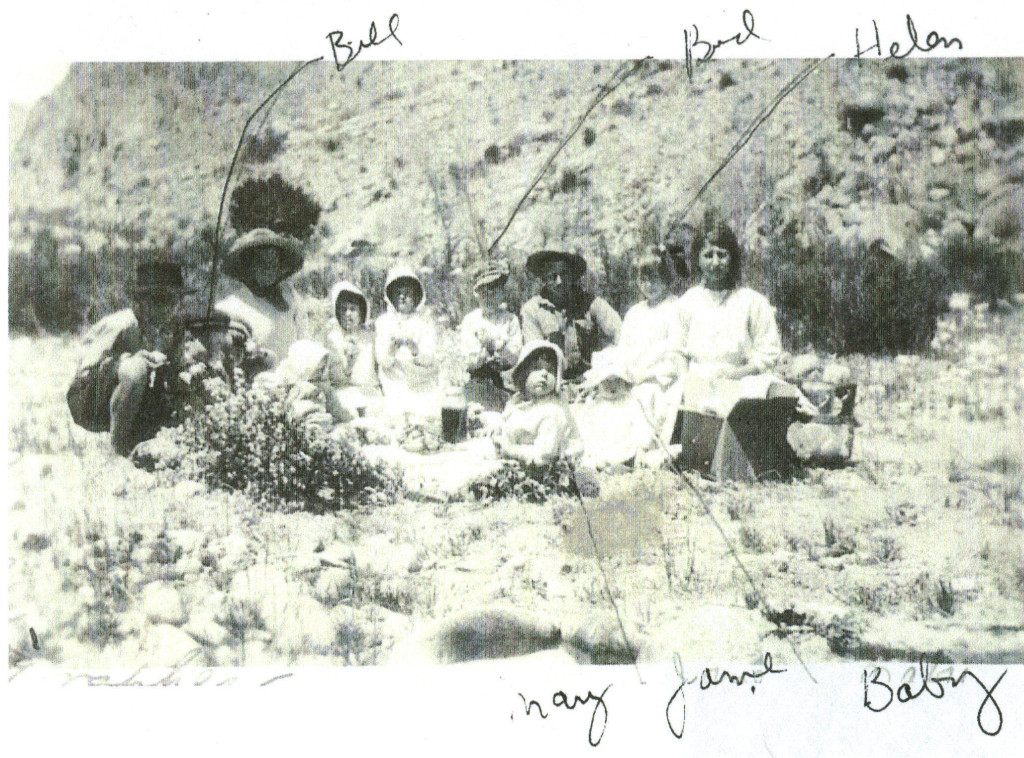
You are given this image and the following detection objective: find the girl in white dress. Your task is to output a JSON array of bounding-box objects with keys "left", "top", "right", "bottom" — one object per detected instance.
[{"left": 374, "top": 265, "right": 440, "bottom": 416}]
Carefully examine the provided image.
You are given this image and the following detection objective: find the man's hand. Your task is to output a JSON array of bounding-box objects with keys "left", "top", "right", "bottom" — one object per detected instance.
[
  {"left": 118, "top": 350, "right": 165, "bottom": 383},
  {"left": 179, "top": 339, "right": 209, "bottom": 367}
]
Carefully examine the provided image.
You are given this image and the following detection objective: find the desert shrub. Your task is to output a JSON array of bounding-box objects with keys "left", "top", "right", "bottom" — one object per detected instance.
[
  {"left": 596, "top": 236, "right": 643, "bottom": 315},
  {"left": 757, "top": 239, "right": 947, "bottom": 355},
  {"left": 242, "top": 126, "right": 287, "bottom": 163},
  {"left": 468, "top": 460, "right": 578, "bottom": 504},
  {"left": 16, "top": 228, "right": 91, "bottom": 333},
  {"left": 229, "top": 174, "right": 321, "bottom": 241},
  {"left": 8, "top": 254, "right": 40, "bottom": 333},
  {"left": 938, "top": 235, "right": 1022, "bottom": 308},
  {"left": 164, "top": 380, "right": 401, "bottom": 512}
]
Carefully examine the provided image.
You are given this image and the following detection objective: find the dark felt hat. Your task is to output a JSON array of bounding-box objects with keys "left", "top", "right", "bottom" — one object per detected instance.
[
  {"left": 222, "top": 228, "right": 304, "bottom": 285},
  {"left": 135, "top": 261, "right": 185, "bottom": 291},
  {"left": 525, "top": 250, "right": 587, "bottom": 279}
]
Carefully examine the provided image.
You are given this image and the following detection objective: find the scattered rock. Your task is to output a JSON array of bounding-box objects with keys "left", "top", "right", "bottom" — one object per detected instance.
[
  {"left": 184, "top": 615, "right": 230, "bottom": 647},
  {"left": 563, "top": 612, "right": 644, "bottom": 664},
  {"left": 267, "top": 595, "right": 338, "bottom": 656},
  {"left": 166, "top": 529, "right": 204, "bottom": 555},
  {"left": 851, "top": 203, "right": 921, "bottom": 260},
  {"left": 172, "top": 481, "right": 206, "bottom": 502},
  {"left": 976, "top": 185, "right": 1023, "bottom": 242},
  {"left": 933, "top": 125, "right": 959, "bottom": 148},
  {"left": 387, "top": 606, "right": 561, "bottom": 664},
  {"left": 352, "top": 536, "right": 420, "bottom": 577},
  {"left": 228, "top": 565, "right": 292, "bottom": 607},
  {"left": 313, "top": 567, "right": 353, "bottom": 604},
  {"left": 141, "top": 623, "right": 205, "bottom": 665},
  {"left": 868, "top": 135, "right": 896, "bottom": 162},
  {"left": 638, "top": 606, "right": 779, "bottom": 664},
  {"left": 141, "top": 582, "right": 187, "bottom": 625}
]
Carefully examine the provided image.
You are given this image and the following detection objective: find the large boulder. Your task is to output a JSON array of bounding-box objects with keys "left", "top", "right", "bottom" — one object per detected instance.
[
  {"left": 386, "top": 606, "right": 562, "bottom": 664},
  {"left": 849, "top": 203, "right": 922, "bottom": 260},
  {"left": 975, "top": 185, "right": 1024, "bottom": 244},
  {"left": 839, "top": 90, "right": 886, "bottom": 135}
]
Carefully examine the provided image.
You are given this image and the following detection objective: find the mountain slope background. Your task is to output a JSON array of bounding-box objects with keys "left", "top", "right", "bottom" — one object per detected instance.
[{"left": 8, "top": 58, "right": 1023, "bottom": 334}]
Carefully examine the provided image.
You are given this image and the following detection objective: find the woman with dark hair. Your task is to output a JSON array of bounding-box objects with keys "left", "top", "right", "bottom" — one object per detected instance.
[{"left": 675, "top": 214, "right": 782, "bottom": 384}]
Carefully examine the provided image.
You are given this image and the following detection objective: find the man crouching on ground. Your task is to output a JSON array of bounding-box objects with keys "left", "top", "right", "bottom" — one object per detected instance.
[{"left": 67, "top": 261, "right": 217, "bottom": 457}]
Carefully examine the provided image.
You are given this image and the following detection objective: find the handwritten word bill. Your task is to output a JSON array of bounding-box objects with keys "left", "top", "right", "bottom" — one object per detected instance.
[{"left": 327, "top": 13, "right": 402, "bottom": 72}]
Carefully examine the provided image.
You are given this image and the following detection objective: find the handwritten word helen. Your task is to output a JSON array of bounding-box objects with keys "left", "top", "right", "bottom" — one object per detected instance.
[
  {"left": 327, "top": 13, "right": 402, "bottom": 72},
  {"left": 516, "top": 685, "right": 611, "bottom": 747},
  {"left": 856, "top": 14, "right": 963, "bottom": 60},
  {"left": 863, "top": 658, "right": 1006, "bottom": 736},
  {"left": 684, "top": 9, "right": 763, "bottom": 81},
  {"left": 666, "top": 652, "right": 787, "bottom": 739}
]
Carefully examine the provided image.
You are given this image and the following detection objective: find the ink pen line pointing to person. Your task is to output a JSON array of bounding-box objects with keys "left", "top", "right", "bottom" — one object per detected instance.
[
  {"left": 635, "top": 400, "right": 817, "bottom": 684},
  {"left": 206, "top": 56, "right": 324, "bottom": 320}
]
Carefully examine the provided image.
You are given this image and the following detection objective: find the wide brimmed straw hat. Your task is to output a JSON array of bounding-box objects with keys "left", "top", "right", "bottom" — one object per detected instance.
[
  {"left": 511, "top": 339, "right": 565, "bottom": 391},
  {"left": 222, "top": 228, "right": 304, "bottom": 285},
  {"left": 473, "top": 260, "right": 510, "bottom": 290},
  {"left": 525, "top": 250, "right": 587, "bottom": 279}
]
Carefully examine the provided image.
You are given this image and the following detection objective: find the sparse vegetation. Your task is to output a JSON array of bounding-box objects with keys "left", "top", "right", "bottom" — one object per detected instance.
[
  {"left": 756, "top": 239, "right": 948, "bottom": 355},
  {"left": 7, "top": 59, "right": 1024, "bottom": 669},
  {"left": 242, "top": 126, "right": 287, "bottom": 164},
  {"left": 161, "top": 378, "right": 401, "bottom": 512}
]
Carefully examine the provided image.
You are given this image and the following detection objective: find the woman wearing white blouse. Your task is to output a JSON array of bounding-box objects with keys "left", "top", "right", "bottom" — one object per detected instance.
[{"left": 673, "top": 215, "right": 803, "bottom": 415}]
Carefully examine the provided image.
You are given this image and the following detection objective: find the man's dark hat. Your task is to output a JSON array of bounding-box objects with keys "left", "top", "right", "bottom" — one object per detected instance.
[
  {"left": 525, "top": 250, "right": 587, "bottom": 279},
  {"left": 172, "top": 295, "right": 232, "bottom": 332},
  {"left": 136, "top": 261, "right": 185, "bottom": 291}
]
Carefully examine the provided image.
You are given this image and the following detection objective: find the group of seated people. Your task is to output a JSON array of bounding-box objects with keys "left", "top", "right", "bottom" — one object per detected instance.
[{"left": 69, "top": 213, "right": 820, "bottom": 475}]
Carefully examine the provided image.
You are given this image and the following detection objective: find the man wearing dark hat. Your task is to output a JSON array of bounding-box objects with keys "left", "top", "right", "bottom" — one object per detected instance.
[
  {"left": 67, "top": 261, "right": 231, "bottom": 457},
  {"left": 519, "top": 250, "right": 622, "bottom": 380}
]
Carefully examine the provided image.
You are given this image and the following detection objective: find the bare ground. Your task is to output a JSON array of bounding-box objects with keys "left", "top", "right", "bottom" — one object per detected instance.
[{"left": 7, "top": 307, "right": 1024, "bottom": 669}]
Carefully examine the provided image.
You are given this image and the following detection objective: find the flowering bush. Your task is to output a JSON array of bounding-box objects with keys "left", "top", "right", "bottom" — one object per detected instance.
[{"left": 160, "top": 378, "right": 401, "bottom": 512}]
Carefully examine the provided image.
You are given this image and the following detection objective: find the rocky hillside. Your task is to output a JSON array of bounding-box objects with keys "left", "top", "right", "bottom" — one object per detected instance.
[{"left": 8, "top": 59, "right": 1023, "bottom": 309}]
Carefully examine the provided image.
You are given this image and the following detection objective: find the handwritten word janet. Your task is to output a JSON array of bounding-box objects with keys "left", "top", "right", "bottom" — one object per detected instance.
[
  {"left": 863, "top": 658, "right": 1006, "bottom": 736},
  {"left": 684, "top": 9, "right": 762, "bottom": 81},
  {"left": 666, "top": 652, "right": 787, "bottom": 738},
  {"left": 855, "top": 14, "right": 963, "bottom": 60},
  {"left": 60, "top": 650, "right": 292, "bottom": 688},
  {"left": 517, "top": 685, "right": 611, "bottom": 747},
  {"left": 327, "top": 13, "right": 402, "bottom": 73}
]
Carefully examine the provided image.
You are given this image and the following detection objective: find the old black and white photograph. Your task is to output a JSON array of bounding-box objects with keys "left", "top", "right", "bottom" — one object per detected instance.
[{"left": 5, "top": 2, "right": 1024, "bottom": 751}]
